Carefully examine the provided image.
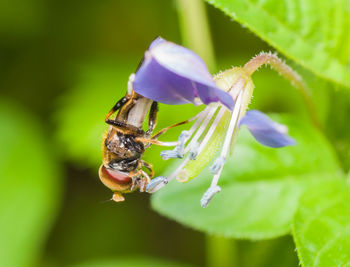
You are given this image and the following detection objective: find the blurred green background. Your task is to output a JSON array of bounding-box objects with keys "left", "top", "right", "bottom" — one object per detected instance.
[{"left": 1, "top": 0, "right": 345, "bottom": 266}]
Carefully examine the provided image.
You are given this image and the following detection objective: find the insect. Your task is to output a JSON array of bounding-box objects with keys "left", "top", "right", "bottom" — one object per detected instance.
[{"left": 99, "top": 74, "right": 189, "bottom": 202}]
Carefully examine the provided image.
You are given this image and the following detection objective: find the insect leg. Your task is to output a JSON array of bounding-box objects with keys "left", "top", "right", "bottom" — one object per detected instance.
[
  {"left": 137, "top": 109, "right": 205, "bottom": 147},
  {"left": 135, "top": 119, "right": 191, "bottom": 147},
  {"left": 128, "top": 169, "right": 151, "bottom": 192},
  {"left": 105, "top": 96, "right": 130, "bottom": 121},
  {"left": 129, "top": 171, "right": 141, "bottom": 191},
  {"left": 138, "top": 170, "right": 151, "bottom": 192},
  {"left": 134, "top": 137, "right": 178, "bottom": 147},
  {"left": 141, "top": 160, "right": 154, "bottom": 178},
  {"left": 146, "top": 101, "right": 158, "bottom": 136},
  {"left": 105, "top": 120, "right": 144, "bottom": 135},
  {"left": 151, "top": 119, "right": 190, "bottom": 140},
  {"left": 105, "top": 90, "right": 140, "bottom": 125}
]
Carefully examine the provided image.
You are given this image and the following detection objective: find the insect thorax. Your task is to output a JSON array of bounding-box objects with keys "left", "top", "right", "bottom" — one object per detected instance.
[{"left": 104, "top": 130, "right": 144, "bottom": 172}]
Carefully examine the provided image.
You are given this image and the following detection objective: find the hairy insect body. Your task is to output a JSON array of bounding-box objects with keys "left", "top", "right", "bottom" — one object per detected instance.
[
  {"left": 100, "top": 132, "right": 143, "bottom": 197},
  {"left": 99, "top": 71, "right": 190, "bottom": 202},
  {"left": 103, "top": 132, "right": 144, "bottom": 172},
  {"left": 99, "top": 90, "right": 160, "bottom": 202}
]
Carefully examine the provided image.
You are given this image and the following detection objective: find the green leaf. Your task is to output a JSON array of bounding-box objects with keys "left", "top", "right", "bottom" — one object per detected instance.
[
  {"left": 73, "top": 257, "right": 193, "bottom": 267},
  {"left": 325, "top": 89, "right": 350, "bottom": 171},
  {"left": 0, "top": 100, "right": 62, "bottom": 267},
  {"left": 293, "top": 179, "right": 350, "bottom": 267},
  {"left": 206, "top": 0, "right": 350, "bottom": 87},
  {"left": 151, "top": 115, "right": 342, "bottom": 239}
]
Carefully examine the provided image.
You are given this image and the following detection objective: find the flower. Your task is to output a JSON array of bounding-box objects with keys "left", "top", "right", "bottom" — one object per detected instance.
[
  {"left": 145, "top": 66, "right": 296, "bottom": 208},
  {"left": 135, "top": 38, "right": 299, "bottom": 208},
  {"left": 132, "top": 37, "right": 234, "bottom": 110}
]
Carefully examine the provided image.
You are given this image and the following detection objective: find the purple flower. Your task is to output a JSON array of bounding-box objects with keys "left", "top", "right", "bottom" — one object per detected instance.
[
  {"left": 132, "top": 39, "right": 299, "bottom": 208},
  {"left": 132, "top": 37, "right": 234, "bottom": 110},
  {"left": 145, "top": 65, "right": 296, "bottom": 208}
]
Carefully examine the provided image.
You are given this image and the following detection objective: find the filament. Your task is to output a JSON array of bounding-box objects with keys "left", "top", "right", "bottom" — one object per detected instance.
[{"left": 210, "top": 90, "right": 243, "bottom": 188}]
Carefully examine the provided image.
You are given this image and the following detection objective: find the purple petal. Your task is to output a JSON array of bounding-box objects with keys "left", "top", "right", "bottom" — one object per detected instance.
[
  {"left": 133, "top": 37, "right": 234, "bottom": 110},
  {"left": 239, "top": 110, "right": 296, "bottom": 148},
  {"left": 148, "top": 36, "right": 166, "bottom": 49}
]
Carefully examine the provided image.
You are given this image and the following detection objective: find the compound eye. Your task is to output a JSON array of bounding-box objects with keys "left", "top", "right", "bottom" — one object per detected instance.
[{"left": 99, "top": 165, "right": 132, "bottom": 192}]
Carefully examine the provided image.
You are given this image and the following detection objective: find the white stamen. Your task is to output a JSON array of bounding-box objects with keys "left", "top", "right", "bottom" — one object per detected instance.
[
  {"left": 186, "top": 107, "right": 211, "bottom": 139},
  {"left": 184, "top": 107, "right": 218, "bottom": 154},
  {"left": 167, "top": 106, "right": 225, "bottom": 182},
  {"left": 160, "top": 130, "right": 189, "bottom": 159},
  {"left": 209, "top": 91, "right": 243, "bottom": 188},
  {"left": 160, "top": 150, "right": 182, "bottom": 160},
  {"left": 195, "top": 107, "right": 226, "bottom": 156},
  {"left": 199, "top": 91, "right": 243, "bottom": 207},
  {"left": 200, "top": 186, "right": 221, "bottom": 208},
  {"left": 164, "top": 86, "right": 244, "bottom": 191},
  {"left": 189, "top": 141, "right": 200, "bottom": 160},
  {"left": 159, "top": 106, "right": 210, "bottom": 157},
  {"left": 157, "top": 141, "right": 179, "bottom": 147},
  {"left": 146, "top": 176, "right": 168, "bottom": 193},
  {"left": 209, "top": 156, "right": 226, "bottom": 174},
  {"left": 158, "top": 108, "right": 215, "bottom": 182},
  {"left": 177, "top": 131, "right": 190, "bottom": 155}
]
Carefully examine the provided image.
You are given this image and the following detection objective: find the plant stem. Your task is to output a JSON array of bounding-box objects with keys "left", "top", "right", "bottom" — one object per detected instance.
[
  {"left": 175, "top": 0, "right": 216, "bottom": 71},
  {"left": 244, "top": 52, "right": 321, "bottom": 129},
  {"left": 206, "top": 235, "right": 237, "bottom": 267}
]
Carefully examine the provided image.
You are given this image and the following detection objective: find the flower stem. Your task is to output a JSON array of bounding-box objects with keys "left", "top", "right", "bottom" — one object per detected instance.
[
  {"left": 243, "top": 52, "right": 321, "bottom": 129},
  {"left": 206, "top": 235, "right": 237, "bottom": 267},
  {"left": 175, "top": 0, "right": 216, "bottom": 71}
]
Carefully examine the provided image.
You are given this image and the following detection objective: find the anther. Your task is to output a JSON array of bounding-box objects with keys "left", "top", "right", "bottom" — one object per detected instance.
[
  {"left": 189, "top": 142, "right": 200, "bottom": 160},
  {"left": 160, "top": 130, "right": 189, "bottom": 160},
  {"left": 160, "top": 150, "right": 182, "bottom": 160},
  {"left": 177, "top": 130, "right": 190, "bottom": 156},
  {"left": 146, "top": 176, "right": 168, "bottom": 193},
  {"left": 200, "top": 186, "right": 221, "bottom": 208},
  {"left": 209, "top": 156, "right": 226, "bottom": 174}
]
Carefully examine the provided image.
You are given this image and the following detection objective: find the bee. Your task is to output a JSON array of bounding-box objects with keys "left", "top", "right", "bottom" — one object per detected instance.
[{"left": 99, "top": 74, "right": 188, "bottom": 202}]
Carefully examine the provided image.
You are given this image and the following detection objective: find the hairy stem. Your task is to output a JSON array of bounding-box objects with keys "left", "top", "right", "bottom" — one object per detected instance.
[{"left": 243, "top": 52, "right": 321, "bottom": 129}]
